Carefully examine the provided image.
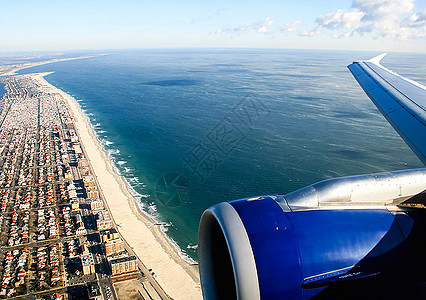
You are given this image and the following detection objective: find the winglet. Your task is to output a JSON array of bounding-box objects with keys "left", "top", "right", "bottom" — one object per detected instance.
[{"left": 366, "top": 53, "right": 387, "bottom": 66}]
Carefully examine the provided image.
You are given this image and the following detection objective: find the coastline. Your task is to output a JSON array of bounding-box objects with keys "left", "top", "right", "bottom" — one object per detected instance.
[
  {"left": 0, "top": 54, "right": 108, "bottom": 76},
  {"left": 31, "top": 72, "right": 202, "bottom": 299}
]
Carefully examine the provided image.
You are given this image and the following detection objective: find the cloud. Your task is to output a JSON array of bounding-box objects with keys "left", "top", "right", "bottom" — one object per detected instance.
[
  {"left": 299, "top": 27, "right": 321, "bottom": 37},
  {"left": 401, "top": 9, "right": 426, "bottom": 28},
  {"left": 213, "top": 1, "right": 426, "bottom": 41},
  {"left": 215, "top": 17, "right": 275, "bottom": 35},
  {"left": 280, "top": 21, "right": 302, "bottom": 33},
  {"left": 305, "top": 0, "right": 426, "bottom": 39},
  {"left": 257, "top": 17, "right": 274, "bottom": 33},
  {"left": 352, "top": 0, "right": 413, "bottom": 22},
  {"left": 316, "top": 9, "right": 364, "bottom": 30}
]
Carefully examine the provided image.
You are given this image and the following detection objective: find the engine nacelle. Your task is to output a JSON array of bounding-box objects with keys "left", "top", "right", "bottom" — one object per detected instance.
[{"left": 198, "top": 169, "right": 426, "bottom": 299}]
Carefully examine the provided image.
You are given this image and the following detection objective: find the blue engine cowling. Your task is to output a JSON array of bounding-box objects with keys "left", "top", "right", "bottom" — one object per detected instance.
[{"left": 198, "top": 196, "right": 426, "bottom": 299}]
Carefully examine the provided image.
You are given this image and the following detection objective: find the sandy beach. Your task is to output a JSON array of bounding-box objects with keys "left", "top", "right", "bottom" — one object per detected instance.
[{"left": 31, "top": 72, "right": 203, "bottom": 299}]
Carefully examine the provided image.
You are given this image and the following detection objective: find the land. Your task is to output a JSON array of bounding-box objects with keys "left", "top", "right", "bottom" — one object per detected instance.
[
  {"left": 0, "top": 55, "right": 106, "bottom": 77},
  {"left": 0, "top": 58, "right": 202, "bottom": 299}
]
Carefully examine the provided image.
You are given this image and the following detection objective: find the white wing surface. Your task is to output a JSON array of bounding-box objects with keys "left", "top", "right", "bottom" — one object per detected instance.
[{"left": 348, "top": 54, "right": 426, "bottom": 165}]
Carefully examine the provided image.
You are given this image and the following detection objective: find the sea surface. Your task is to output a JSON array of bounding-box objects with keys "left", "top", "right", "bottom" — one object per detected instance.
[{"left": 14, "top": 49, "right": 426, "bottom": 261}]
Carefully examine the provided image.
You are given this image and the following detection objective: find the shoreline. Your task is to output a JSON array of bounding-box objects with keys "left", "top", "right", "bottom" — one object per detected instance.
[
  {"left": 93, "top": 128, "right": 199, "bottom": 266},
  {"left": 31, "top": 71, "right": 202, "bottom": 299},
  {"left": 0, "top": 54, "right": 108, "bottom": 77},
  {"left": 108, "top": 159, "right": 198, "bottom": 266},
  {"left": 88, "top": 113, "right": 199, "bottom": 266}
]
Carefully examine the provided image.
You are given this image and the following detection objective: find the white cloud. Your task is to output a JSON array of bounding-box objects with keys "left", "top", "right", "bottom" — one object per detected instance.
[
  {"left": 215, "top": 17, "right": 275, "bottom": 35},
  {"left": 305, "top": 0, "right": 426, "bottom": 40},
  {"left": 257, "top": 17, "right": 274, "bottom": 33},
  {"left": 280, "top": 21, "right": 302, "bottom": 33},
  {"left": 299, "top": 27, "right": 321, "bottom": 37},
  {"left": 402, "top": 9, "right": 426, "bottom": 28},
  {"left": 316, "top": 9, "right": 364, "bottom": 30},
  {"left": 399, "top": 9, "right": 426, "bottom": 38},
  {"left": 352, "top": 0, "right": 413, "bottom": 21}
]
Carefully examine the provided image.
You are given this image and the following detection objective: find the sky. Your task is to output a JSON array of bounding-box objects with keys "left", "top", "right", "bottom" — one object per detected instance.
[{"left": 0, "top": 0, "right": 425, "bottom": 52}]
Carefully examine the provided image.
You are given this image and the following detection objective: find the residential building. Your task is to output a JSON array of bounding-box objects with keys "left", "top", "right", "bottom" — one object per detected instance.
[
  {"left": 100, "top": 229, "right": 119, "bottom": 243},
  {"left": 105, "top": 238, "right": 125, "bottom": 256},
  {"left": 90, "top": 200, "right": 104, "bottom": 211},
  {"left": 110, "top": 256, "right": 137, "bottom": 276},
  {"left": 81, "top": 254, "right": 95, "bottom": 275},
  {"left": 96, "top": 210, "right": 112, "bottom": 231}
]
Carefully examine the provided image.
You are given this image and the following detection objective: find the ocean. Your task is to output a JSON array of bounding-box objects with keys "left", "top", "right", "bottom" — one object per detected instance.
[{"left": 15, "top": 49, "right": 426, "bottom": 261}]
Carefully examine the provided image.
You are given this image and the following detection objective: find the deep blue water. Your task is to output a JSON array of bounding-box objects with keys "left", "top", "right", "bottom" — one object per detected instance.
[{"left": 16, "top": 49, "right": 426, "bottom": 261}]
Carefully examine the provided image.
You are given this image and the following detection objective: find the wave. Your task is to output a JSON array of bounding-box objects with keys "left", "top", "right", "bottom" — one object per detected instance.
[
  {"left": 159, "top": 224, "right": 198, "bottom": 265},
  {"left": 148, "top": 203, "right": 157, "bottom": 212},
  {"left": 106, "top": 148, "right": 120, "bottom": 156},
  {"left": 110, "top": 162, "right": 122, "bottom": 175},
  {"left": 187, "top": 244, "right": 198, "bottom": 250},
  {"left": 127, "top": 177, "right": 147, "bottom": 189},
  {"left": 160, "top": 222, "right": 172, "bottom": 232},
  {"left": 100, "top": 138, "right": 114, "bottom": 148},
  {"left": 133, "top": 200, "right": 197, "bottom": 266},
  {"left": 128, "top": 176, "right": 139, "bottom": 183}
]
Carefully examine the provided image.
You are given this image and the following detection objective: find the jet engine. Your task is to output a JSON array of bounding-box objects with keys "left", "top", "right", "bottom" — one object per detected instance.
[{"left": 198, "top": 169, "right": 426, "bottom": 299}]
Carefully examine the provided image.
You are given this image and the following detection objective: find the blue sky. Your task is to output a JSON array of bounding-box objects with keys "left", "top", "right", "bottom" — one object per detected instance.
[{"left": 1, "top": 0, "right": 425, "bottom": 52}]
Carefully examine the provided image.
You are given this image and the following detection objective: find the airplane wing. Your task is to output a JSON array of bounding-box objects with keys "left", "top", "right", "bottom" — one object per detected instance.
[{"left": 348, "top": 54, "right": 426, "bottom": 165}]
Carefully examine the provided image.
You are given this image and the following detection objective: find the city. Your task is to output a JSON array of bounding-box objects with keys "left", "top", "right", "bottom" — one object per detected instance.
[{"left": 0, "top": 72, "right": 170, "bottom": 300}]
